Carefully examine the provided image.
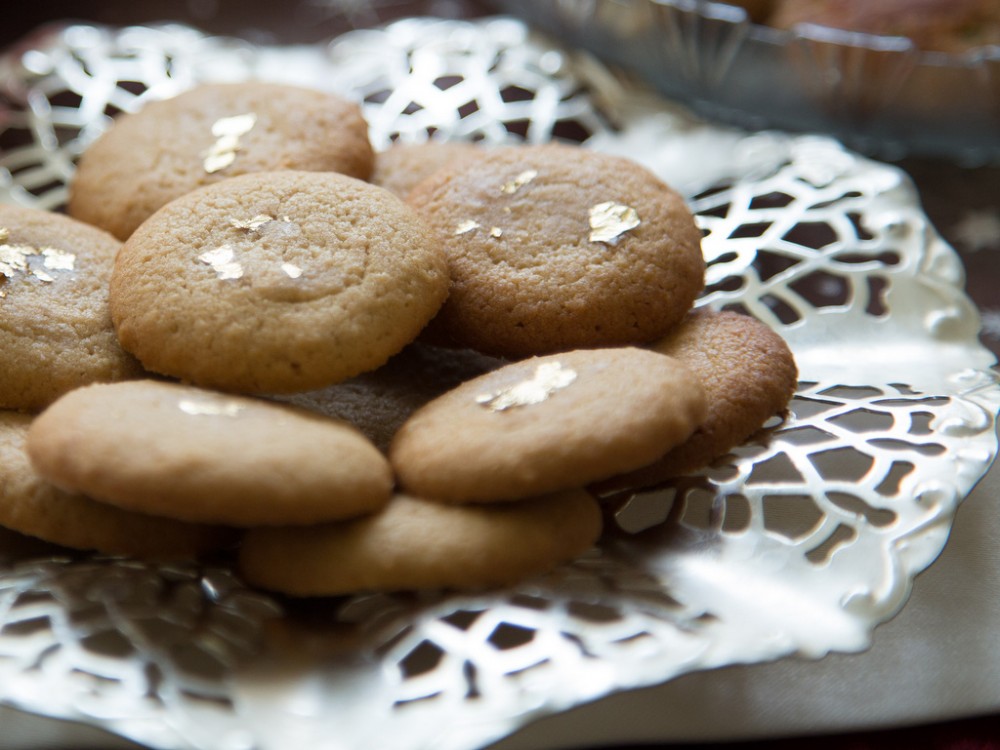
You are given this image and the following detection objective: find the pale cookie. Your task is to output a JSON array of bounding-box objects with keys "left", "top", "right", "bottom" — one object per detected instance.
[
  {"left": 407, "top": 143, "right": 705, "bottom": 357},
  {"left": 600, "top": 308, "right": 798, "bottom": 490},
  {"left": 277, "top": 342, "right": 505, "bottom": 453},
  {"left": 769, "top": 0, "right": 1000, "bottom": 53},
  {"left": 371, "top": 141, "right": 484, "bottom": 198},
  {"left": 0, "top": 204, "right": 142, "bottom": 412},
  {"left": 26, "top": 380, "right": 393, "bottom": 527},
  {"left": 110, "top": 171, "right": 450, "bottom": 393},
  {"left": 69, "top": 82, "right": 374, "bottom": 239},
  {"left": 0, "top": 411, "right": 232, "bottom": 559},
  {"left": 389, "top": 347, "right": 707, "bottom": 503},
  {"left": 238, "top": 490, "right": 602, "bottom": 596}
]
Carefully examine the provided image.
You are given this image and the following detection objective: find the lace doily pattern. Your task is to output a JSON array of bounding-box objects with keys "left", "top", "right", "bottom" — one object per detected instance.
[{"left": 0, "top": 18, "right": 996, "bottom": 750}]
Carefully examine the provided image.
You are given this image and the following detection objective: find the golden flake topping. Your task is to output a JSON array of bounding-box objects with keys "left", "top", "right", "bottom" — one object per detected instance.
[
  {"left": 281, "top": 263, "right": 303, "bottom": 279},
  {"left": 197, "top": 244, "right": 243, "bottom": 280},
  {"left": 454, "top": 222, "right": 503, "bottom": 238},
  {"left": 0, "top": 226, "right": 76, "bottom": 292},
  {"left": 500, "top": 169, "right": 538, "bottom": 195},
  {"left": 0, "top": 245, "right": 30, "bottom": 278},
  {"left": 454, "top": 219, "right": 481, "bottom": 236},
  {"left": 41, "top": 248, "right": 77, "bottom": 271},
  {"left": 202, "top": 112, "right": 257, "bottom": 174},
  {"left": 588, "top": 202, "right": 641, "bottom": 244},
  {"left": 230, "top": 214, "right": 292, "bottom": 232},
  {"left": 217, "top": 216, "right": 301, "bottom": 281},
  {"left": 178, "top": 397, "right": 245, "bottom": 417},
  {"left": 475, "top": 362, "right": 578, "bottom": 412}
]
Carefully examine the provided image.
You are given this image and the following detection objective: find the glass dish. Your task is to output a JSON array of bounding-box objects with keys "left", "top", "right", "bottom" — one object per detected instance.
[{"left": 490, "top": 0, "right": 1000, "bottom": 163}]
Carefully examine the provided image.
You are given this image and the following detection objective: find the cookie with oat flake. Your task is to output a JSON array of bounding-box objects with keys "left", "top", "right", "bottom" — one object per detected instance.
[
  {"left": 389, "top": 347, "right": 707, "bottom": 503},
  {"left": 0, "top": 204, "right": 142, "bottom": 412},
  {"left": 407, "top": 143, "right": 705, "bottom": 358},
  {"left": 27, "top": 380, "right": 393, "bottom": 527},
  {"left": 69, "top": 82, "right": 374, "bottom": 240},
  {"left": 110, "top": 171, "right": 449, "bottom": 394}
]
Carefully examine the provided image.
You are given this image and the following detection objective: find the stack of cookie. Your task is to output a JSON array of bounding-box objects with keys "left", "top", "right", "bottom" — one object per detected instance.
[{"left": 0, "top": 82, "right": 796, "bottom": 597}]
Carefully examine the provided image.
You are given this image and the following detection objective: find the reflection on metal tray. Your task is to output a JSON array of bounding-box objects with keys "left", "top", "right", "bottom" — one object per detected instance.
[
  {"left": 0, "top": 16, "right": 998, "bottom": 750},
  {"left": 491, "top": 0, "right": 1000, "bottom": 163}
]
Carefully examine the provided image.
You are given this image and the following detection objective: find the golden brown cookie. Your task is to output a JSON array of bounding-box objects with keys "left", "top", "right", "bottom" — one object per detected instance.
[
  {"left": 769, "top": 0, "right": 1000, "bottom": 52},
  {"left": 0, "top": 411, "right": 233, "bottom": 559},
  {"left": 26, "top": 380, "right": 393, "bottom": 527},
  {"left": 600, "top": 308, "right": 798, "bottom": 490},
  {"left": 407, "top": 143, "right": 705, "bottom": 358},
  {"left": 110, "top": 171, "right": 450, "bottom": 394},
  {"left": 389, "top": 347, "right": 707, "bottom": 503},
  {"left": 277, "top": 342, "right": 505, "bottom": 454},
  {"left": 0, "top": 204, "right": 142, "bottom": 412},
  {"left": 371, "top": 141, "right": 484, "bottom": 198},
  {"left": 238, "top": 490, "right": 602, "bottom": 596},
  {"left": 69, "top": 82, "right": 374, "bottom": 239},
  {"left": 720, "top": 0, "right": 775, "bottom": 23}
]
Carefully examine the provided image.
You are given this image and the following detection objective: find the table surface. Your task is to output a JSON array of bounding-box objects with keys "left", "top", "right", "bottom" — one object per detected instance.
[{"left": 1, "top": 2, "right": 999, "bottom": 749}]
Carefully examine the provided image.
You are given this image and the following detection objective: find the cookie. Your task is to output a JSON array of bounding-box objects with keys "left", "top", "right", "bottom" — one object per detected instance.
[
  {"left": 389, "top": 347, "right": 707, "bottom": 503},
  {"left": 0, "top": 204, "right": 143, "bottom": 412},
  {"left": 69, "top": 81, "right": 375, "bottom": 239},
  {"left": 769, "top": 0, "right": 1000, "bottom": 52},
  {"left": 278, "top": 342, "right": 505, "bottom": 453},
  {"left": 600, "top": 308, "right": 798, "bottom": 490},
  {"left": 371, "top": 141, "right": 484, "bottom": 198},
  {"left": 26, "top": 380, "right": 393, "bottom": 527},
  {"left": 238, "top": 489, "right": 602, "bottom": 596},
  {"left": 406, "top": 143, "right": 705, "bottom": 358},
  {"left": 0, "top": 411, "right": 232, "bottom": 559},
  {"left": 109, "top": 170, "right": 450, "bottom": 393},
  {"left": 719, "top": 0, "right": 774, "bottom": 23}
]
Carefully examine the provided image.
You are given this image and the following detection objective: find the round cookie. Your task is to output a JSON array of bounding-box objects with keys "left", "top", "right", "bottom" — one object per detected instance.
[
  {"left": 720, "top": 0, "right": 774, "bottom": 23},
  {"left": 0, "top": 411, "right": 232, "bottom": 559},
  {"left": 238, "top": 490, "right": 602, "bottom": 596},
  {"left": 406, "top": 143, "right": 705, "bottom": 358},
  {"left": 769, "top": 0, "right": 1000, "bottom": 52},
  {"left": 600, "top": 308, "right": 798, "bottom": 491},
  {"left": 26, "top": 380, "right": 394, "bottom": 527},
  {"left": 0, "top": 204, "right": 143, "bottom": 412},
  {"left": 69, "top": 82, "right": 375, "bottom": 240},
  {"left": 110, "top": 171, "right": 450, "bottom": 393},
  {"left": 389, "top": 347, "right": 707, "bottom": 503},
  {"left": 371, "top": 141, "right": 484, "bottom": 198}
]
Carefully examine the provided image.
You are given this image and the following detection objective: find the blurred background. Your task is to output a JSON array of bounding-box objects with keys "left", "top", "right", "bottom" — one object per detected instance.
[{"left": 0, "top": 0, "right": 490, "bottom": 47}]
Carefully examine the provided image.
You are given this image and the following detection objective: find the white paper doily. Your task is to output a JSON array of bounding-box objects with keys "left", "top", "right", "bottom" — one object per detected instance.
[{"left": 0, "top": 17, "right": 997, "bottom": 750}]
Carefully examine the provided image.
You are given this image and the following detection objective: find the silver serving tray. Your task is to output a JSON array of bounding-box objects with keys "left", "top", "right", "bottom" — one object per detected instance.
[{"left": 0, "top": 16, "right": 997, "bottom": 750}]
